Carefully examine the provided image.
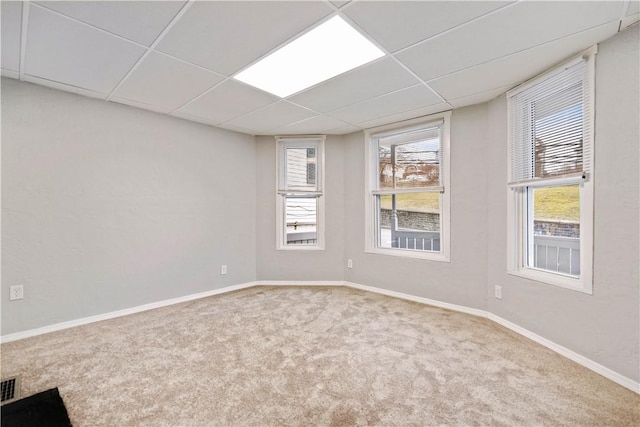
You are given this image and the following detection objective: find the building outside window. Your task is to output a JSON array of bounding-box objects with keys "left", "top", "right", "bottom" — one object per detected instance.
[{"left": 276, "top": 136, "right": 325, "bottom": 250}]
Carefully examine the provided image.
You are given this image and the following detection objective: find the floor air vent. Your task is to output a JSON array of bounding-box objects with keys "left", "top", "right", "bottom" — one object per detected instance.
[{"left": 1, "top": 376, "right": 20, "bottom": 404}]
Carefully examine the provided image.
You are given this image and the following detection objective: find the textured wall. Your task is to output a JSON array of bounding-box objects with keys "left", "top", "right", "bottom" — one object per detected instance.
[
  {"left": 255, "top": 135, "right": 345, "bottom": 281},
  {"left": 342, "top": 105, "right": 489, "bottom": 310},
  {"left": 485, "top": 25, "right": 640, "bottom": 382},
  {"left": 1, "top": 79, "right": 257, "bottom": 335}
]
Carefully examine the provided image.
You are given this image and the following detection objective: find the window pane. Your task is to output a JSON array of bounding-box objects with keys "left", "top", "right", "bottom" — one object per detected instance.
[
  {"left": 378, "top": 137, "right": 440, "bottom": 190},
  {"left": 285, "top": 197, "right": 317, "bottom": 245},
  {"left": 528, "top": 184, "right": 580, "bottom": 276},
  {"left": 378, "top": 143, "right": 394, "bottom": 189},
  {"left": 395, "top": 140, "right": 440, "bottom": 189},
  {"left": 509, "top": 59, "right": 589, "bottom": 184},
  {"left": 533, "top": 82, "right": 583, "bottom": 178},
  {"left": 377, "top": 193, "right": 440, "bottom": 252},
  {"left": 286, "top": 147, "right": 316, "bottom": 190}
]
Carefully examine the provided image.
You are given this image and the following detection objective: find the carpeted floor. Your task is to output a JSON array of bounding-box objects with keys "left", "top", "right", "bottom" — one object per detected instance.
[{"left": 1, "top": 286, "right": 638, "bottom": 426}]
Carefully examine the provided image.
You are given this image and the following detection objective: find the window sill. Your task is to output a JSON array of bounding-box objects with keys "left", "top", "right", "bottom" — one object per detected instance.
[
  {"left": 508, "top": 268, "right": 592, "bottom": 294},
  {"left": 277, "top": 245, "right": 325, "bottom": 251},
  {"left": 366, "top": 247, "right": 450, "bottom": 262}
]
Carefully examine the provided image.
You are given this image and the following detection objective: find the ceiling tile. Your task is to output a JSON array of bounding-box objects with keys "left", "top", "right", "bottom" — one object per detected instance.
[
  {"left": 326, "top": 124, "right": 360, "bottom": 135},
  {"left": 396, "top": 0, "right": 623, "bottom": 82},
  {"left": 11, "top": 0, "right": 630, "bottom": 137},
  {"left": 429, "top": 21, "right": 620, "bottom": 101},
  {"left": 448, "top": 86, "right": 512, "bottom": 109},
  {"left": 109, "top": 96, "right": 172, "bottom": 115},
  {"left": 23, "top": 74, "right": 107, "bottom": 100},
  {"left": 1, "top": 1, "right": 22, "bottom": 72},
  {"left": 223, "top": 101, "right": 316, "bottom": 133},
  {"left": 156, "top": 1, "right": 333, "bottom": 76},
  {"left": 357, "top": 103, "right": 450, "bottom": 130},
  {"left": 288, "top": 58, "right": 419, "bottom": 113},
  {"left": 112, "top": 52, "right": 224, "bottom": 111},
  {"left": 170, "top": 110, "right": 219, "bottom": 126},
  {"left": 217, "top": 122, "right": 261, "bottom": 136},
  {"left": 271, "top": 115, "right": 351, "bottom": 135},
  {"left": 172, "top": 111, "right": 261, "bottom": 136},
  {"left": 327, "top": 85, "right": 442, "bottom": 124},
  {"left": 344, "top": 1, "right": 512, "bottom": 52},
  {"left": 178, "top": 79, "right": 279, "bottom": 124},
  {"left": 330, "top": 1, "right": 351, "bottom": 8},
  {"left": 621, "top": 13, "right": 640, "bottom": 29},
  {"left": 24, "top": 5, "right": 145, "bottom": 94},
  {"left": 34, "top": 1, "right": 186, "bottom": 46}
]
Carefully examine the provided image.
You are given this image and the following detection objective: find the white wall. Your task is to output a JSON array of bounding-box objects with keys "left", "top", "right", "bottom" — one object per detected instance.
[
  {"left": 342, "top": 104, "right": 489, "bottom": 310},
  {"left": 255, "top": 135, "right": 344, "bottom": 281},
  {"left": 485, "top": 25, "right": 639, "bottom": 381},
  {"left": 1, "top": 78, "right": 257, "bottom": 335}
]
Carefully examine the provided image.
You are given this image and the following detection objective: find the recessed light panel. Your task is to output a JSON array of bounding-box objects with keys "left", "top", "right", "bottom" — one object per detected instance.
[{"left": 234, "top": 16, "right": 385, "bottom": 98}]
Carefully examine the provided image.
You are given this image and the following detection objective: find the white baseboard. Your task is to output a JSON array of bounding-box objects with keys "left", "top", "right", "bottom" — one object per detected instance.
[
  {"left": 342, "top": 281, "right": 638, "bottom": 394},
  {"left": 343, "top": 281, "right": 487, "bottom": 318},
  {"left": 2, "top": 279, "right": 637, "bottom": 394},
  {"left": 487, "top": 313, "right": 640, "bottom": 394},
  {"left": 0, "top": 281, "right": 258, "bottom": 344},
  {"left": 256, "top": 280, "right": 344, "bottom": 287}
]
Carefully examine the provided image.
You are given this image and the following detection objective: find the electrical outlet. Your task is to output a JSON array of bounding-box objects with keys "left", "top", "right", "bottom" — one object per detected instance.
[
  {"left": 347, "top": 259, "right": 353, "bottom": 269},
  {"left": 495, "top": 285, "right": 502, "bottom": 300},
  {"left": 10, "top": 285, "right": 24, "bottom": 301},
  {"left": 220, "top": 265, "right": 227, "bottom": 275}
]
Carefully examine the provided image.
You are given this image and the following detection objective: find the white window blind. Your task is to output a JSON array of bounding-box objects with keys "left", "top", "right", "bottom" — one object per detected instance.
[
  {"left": 508, "top": 58, "right": 591, "bottom": 186},
  {"left": 374, "top": 121, "right": 444, "bottom": 192}
]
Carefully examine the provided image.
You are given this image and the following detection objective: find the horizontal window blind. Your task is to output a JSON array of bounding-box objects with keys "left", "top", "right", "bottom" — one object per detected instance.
[
  {"left": 375, "top": 123, "right": 444, "bottom": 190},
  {"left": 509, "top": 58, "right": 591, "bottom": 186},
  {"left": 375, "top": 122, "right": 442, "bottom": 146}
]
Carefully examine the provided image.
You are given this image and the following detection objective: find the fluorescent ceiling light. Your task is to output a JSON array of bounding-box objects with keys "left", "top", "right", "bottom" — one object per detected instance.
[{"left": 234, "top": 16, "right": 385, "bottom": 98}]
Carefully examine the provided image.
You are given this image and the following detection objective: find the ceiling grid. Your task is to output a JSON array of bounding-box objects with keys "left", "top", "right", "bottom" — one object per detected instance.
[{"left": 1, "top": 0, "right": 635, "bottom": 135}]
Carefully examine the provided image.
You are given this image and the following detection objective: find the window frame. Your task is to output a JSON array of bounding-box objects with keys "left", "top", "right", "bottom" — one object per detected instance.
[
  {"left": 506, "top": 47, "right": 596, "bottom": 294},
  {"left": 364, "top": 112, "right": 451, "bottom": 261},
  {"left": 275, "top": 136, "right": 326, "bottom": 251}
]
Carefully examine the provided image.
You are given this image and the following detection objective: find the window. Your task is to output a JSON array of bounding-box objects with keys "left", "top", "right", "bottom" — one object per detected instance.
[
  {"left": 276, "top": 136, "right": 325, "bottom": 250},
  {"left": 507, "top": 47, "right": 595, "bottom": 293},
  {"left": 365, "top": 112, "right": 451, "bottom": 261}
]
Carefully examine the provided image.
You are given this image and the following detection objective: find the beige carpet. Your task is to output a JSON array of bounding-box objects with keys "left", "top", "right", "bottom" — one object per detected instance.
[{"left": 1, "top": 286, "right": 638, "bottom": 426}]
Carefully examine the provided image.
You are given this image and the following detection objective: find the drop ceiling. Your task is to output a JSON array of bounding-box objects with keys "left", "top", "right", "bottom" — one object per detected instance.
[{"left": 1, "top": 1, "right": 638, "bottom": 136}]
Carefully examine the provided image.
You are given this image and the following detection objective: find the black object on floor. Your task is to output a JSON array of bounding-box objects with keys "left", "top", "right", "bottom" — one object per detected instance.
[{"left": 1, "top": 388, "right": 72, "bottom": 427}]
